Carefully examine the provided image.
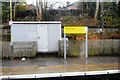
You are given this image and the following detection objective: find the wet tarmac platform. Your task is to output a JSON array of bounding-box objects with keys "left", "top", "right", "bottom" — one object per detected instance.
[{"left": 0, "top": 55, "right": 120, "bottom": 79}]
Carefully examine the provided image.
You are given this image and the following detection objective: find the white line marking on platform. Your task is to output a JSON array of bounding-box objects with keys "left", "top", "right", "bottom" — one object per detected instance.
[{"left": 1, "top": 70, "right": 120, "bottom": 79}]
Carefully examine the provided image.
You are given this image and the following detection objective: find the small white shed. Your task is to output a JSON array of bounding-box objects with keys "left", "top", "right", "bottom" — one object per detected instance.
[{"left": 11, "top": 21, "right": 62, "bottom": 53}]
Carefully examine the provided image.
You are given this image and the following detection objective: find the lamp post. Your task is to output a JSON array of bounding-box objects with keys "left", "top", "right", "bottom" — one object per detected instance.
[{"left": 100, "top": 1, "right": 104, "bottom": 33}]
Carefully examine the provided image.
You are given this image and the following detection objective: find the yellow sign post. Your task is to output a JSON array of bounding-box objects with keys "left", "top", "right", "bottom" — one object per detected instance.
[
  {"left": 63, "top": 26, "right": 88, "bottom": 59},
  {"left": 64, "top": 26, "right": 87, "bottom": 34}
]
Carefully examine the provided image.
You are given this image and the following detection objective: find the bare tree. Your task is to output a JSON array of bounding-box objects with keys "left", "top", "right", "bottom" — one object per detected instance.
[
  {"left": 10, "top": 0, "right": 26, "bottom": 20},
  {"left": 36, "top": 0, "right": 43, "bottom": 21},
  {"left": 94, "top": 0, "right": 99, "bottom": 19},
  {"left": 13, "top": 2, "right": 16, "bottom": 20}
]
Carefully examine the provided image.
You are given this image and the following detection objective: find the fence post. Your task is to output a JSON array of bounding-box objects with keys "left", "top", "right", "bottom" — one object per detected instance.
[
  {"left": 64, "top": 33, "right": 67, "bottom": 60},
  {"left": 86, "top": 27, "right": 88, "bottom": 59},
  {"left": 10, "top": 42, "right": 14, "bottom": 59}
]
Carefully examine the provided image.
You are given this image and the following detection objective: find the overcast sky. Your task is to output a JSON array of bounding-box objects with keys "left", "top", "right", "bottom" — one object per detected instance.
[
  {"left": 26, "top": 0, "right": 120, "bottom": 4},
  {"left": 26, "top": 0, "right": 79, "bottom": 5},
  {"left": 1, "top": 0, "right": 119, "bottom": 2}
]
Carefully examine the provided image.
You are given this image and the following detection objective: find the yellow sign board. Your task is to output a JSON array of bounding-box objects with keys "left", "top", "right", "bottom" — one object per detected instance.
[{"left": 64, "top": 26, "right": 87, "bottom": 34}]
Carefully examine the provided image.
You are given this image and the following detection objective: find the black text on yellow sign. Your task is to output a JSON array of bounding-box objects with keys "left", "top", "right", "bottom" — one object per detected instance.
[{"left": 64, "top": 26, "right": 87, "bottom": 34}]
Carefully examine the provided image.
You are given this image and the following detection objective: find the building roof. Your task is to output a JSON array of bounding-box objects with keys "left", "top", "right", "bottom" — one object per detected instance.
[{"left": 62, "top": 2, "right": 78, "bottom": 10}]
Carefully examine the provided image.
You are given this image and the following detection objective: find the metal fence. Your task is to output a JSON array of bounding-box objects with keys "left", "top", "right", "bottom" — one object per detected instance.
[
  {"left": 0, "top": 39, "right": 120, "bottom": 58},
  {"left": 58, "top": 39, "right": 120, "bottom": 57},
  {"left": 58, "top": 40, "right": 81, "bottom": 57},
  {"left": 0, "top": 29, "right": 2, "bottom": 41},
  {"left": 1, "top": 29, "right": 11, "bottom": 41},
  {"left": 1, "top": 41, "right": 37, "bottom": 58},
  {"left": 88, "top": 39, "right": 120, "bottom": 56}
]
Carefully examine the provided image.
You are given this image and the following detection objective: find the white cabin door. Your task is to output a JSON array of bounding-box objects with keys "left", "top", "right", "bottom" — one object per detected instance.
[{"left": 37, "top": 24, "right": 48, "bottom": 52}]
